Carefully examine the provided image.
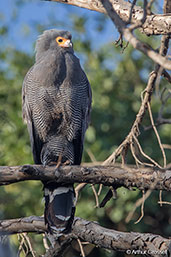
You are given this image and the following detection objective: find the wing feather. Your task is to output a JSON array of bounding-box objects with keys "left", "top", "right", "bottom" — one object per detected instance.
[
  {"left": 72, "top": 71, "right": 92, "bottom": 164},
  {"left": 22, "top": 66, "right": 43, "bottom": 164}
]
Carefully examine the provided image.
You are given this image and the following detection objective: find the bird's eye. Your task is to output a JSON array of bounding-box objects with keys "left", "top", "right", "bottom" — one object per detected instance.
[
  {"left": 56, "top": 37, "right": 65, "bottom": 45},
  {"left": 58, "top": 38, "right": 63, "bottom": 43}
]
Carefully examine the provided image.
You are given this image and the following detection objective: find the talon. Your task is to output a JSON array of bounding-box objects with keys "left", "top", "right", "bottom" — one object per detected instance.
[
  {"left": 55, "top": 158, "right": 71, "bottom": 178},
  {"left": 63, "top": 160, "right": 71, "bottom": 166}
]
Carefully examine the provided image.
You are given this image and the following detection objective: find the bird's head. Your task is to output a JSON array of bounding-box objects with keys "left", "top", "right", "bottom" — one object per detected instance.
[{"left": 35, "top": 29, "right": 73, "bottom": 61}]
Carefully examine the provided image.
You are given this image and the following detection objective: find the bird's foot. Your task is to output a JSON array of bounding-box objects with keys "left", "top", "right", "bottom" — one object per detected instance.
[
  {"left": 54, "top": 157, "right": 71, "bottom": 178},
  {"left": 63, "top": 160, "right": 71, "bottom": 166}
]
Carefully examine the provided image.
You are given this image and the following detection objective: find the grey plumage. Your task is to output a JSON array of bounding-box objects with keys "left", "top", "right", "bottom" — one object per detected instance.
[{"left": 22, "top": 29, "right": 92, "bottom": 233}]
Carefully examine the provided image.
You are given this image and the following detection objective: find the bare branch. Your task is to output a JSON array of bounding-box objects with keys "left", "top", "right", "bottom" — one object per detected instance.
[
  {"left": 125, "top": 189, "right": 152, "bottom": 223},
  {"left": 163, "top": 0, "right": 171, "bottom": 13},
  {"left": 147, "top": 102, "right": 167, "bottom": 168},
  {"left": 47, "top": 0, "right": 171, "bottom": 69},
  {"left": 0, "top": 216, "right": 170, "bottom": 257},
  {"left": 44, "top": 0, "right": 171, "bottom": 70},
  {"left": 103, "top": 71, "right": 157, "bottom": 165},
  {"left": 104, "top": 29, "right": 170, "bottom": 166},
  {"left": 44, "top": 0, "right": 171, "bottom": 36},
  {"left": 0, "top": 164, "right": 171, "bottom": 191},
  {"left": 162, "top": 70, "right": 171, "bottom": 83},
  {"left": 146, "top": 0, "right": 155, "bottom": 15},
  {"left": 99, "top": 0, "right": 171, "bottom": 70},
  {"left": 77, "top": 238, "right": 86, "bottom": 257}
]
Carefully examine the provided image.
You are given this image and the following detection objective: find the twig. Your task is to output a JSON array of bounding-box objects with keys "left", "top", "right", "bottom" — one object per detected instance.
[
  {"left": 128, "top": 0, "right": 137, "bottom": 23},
  {"left": 86, "top": 148, "right": 97, "bottom": 163},
  {"left": 154, "top": 66, "right": 163, "bottom": 97},
  {"left": 130, "top": 141, "right": 144, "bottom": 167},
  {"left": 23, "top": 233, "right": 36, "bottom": 257},
  {"left": 91, "top": 184, "right": 99, "bottom": 208},
  {"left": 144, "top": 118, "right": 171, "bottom": 130},
  {"left": 104, "top": 28, "right": 170, "bottom": 168},
  {"left": 115, "top": 34, "right": 123, "bottom": 48},
  {"left": 162, "top": 144, "right": 171, "bottom": 150},
  {"left": 75, "top": 183, "right": 87, "bottom": 203},
  {"left": 133, "top": 135, "right": 162, "bottom": 168},
  {"left": 146, "top": 0, "right": 155, "bottom": 15},
  {"left": 100, "top": 0, "right": 171, "bottom": 70},
  {"left": 99, "top": 187, "right": 113, "bottom": 208},
  {"left": 87, "top": 149, "right": 103, "bottom": 206},
  {"left": 77, "top": 238, "right": 85, "bottom": 257},
  {"left": 162, "top": 70, "right": 171, "bottom": 83},
  {"left": 104, "top": 71, "right": 158, "bottom": 165},
  {"left": 134, "top": 190, "right": 145, "bottom": 224},
  {"left": 159, "top": 190, "right": 163, "bottom": 207},
  {"left": 128, "top": 0, "right": 148, "bottom": 31},
  {"left": 147, "top": 102, "right": 167, "bottom": 168},
  {"left": 126, "top": 189, "right": 152, "bottom": 223},
  {"left": 43, "top": 234, "right": 49, "bottom": 251},
  {"left": 17, "top": 234, "right": 26, "bottom": 257},
  {"left": 97, "top": 184, "right": 103, "bottom": 196},
  {"left": 158, "top": 201, "right": 171, "bottom": 205}
]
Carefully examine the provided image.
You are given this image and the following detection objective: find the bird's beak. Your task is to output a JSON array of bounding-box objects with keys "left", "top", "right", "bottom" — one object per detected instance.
[{"left": 62, "top": 39, "right": 72, "bottom": 48}]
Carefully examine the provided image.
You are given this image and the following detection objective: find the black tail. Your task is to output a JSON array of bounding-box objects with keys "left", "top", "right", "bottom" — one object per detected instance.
[{"left": 43, "top": 182, "right": 75, "bottom": 234}]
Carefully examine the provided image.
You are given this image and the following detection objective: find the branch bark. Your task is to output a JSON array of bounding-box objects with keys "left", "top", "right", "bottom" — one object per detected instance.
[
  {"left": 0, "top": 164, "right": 170, "bottom": 191},
  {"left": 44, "top": 0, "right": 171, "bottom": 70},
  {"left": 100, "top": 0, "right": 171, "bottom": 70},
  {"left": 0, "top": 216, "right": 170, "bottom": 257},
  {"left": 45, "top": 0, "right": 171, "bottom": 36}
]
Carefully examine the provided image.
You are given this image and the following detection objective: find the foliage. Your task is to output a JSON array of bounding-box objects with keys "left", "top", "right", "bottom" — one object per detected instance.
[{"left": 0, "top": 1, "right": 170, "bottom": 256}]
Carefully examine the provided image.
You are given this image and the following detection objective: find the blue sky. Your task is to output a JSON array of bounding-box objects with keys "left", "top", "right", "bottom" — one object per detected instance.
[{"left": 0, "top": 0, "right": 118, "bottom": 54}]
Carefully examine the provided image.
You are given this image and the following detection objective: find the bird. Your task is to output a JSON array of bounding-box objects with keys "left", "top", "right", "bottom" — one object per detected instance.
[{"left": 22, "top": 29, "right": 92, "bottom": 234}]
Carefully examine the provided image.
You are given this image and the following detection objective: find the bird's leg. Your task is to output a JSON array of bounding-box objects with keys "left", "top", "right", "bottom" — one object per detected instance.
[
  {"left": 56, "top": 154, "right": 62, "bottom": 169},
  {"left": 54, "top": 154, "right": 63, "bottom": 178},
  {"left": 55, "top": 157, "right": 71, "bottom": 179}
]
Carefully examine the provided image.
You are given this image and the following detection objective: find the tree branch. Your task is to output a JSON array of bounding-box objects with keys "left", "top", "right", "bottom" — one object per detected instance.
[
  {"left": 103, "top": 71, "right": 157, "bottom": 165},
  {"left": 0, "top": 164, "right": 170, "bottom": 191},
  {"left": 44, "top": 0, "right": 171, "bottom": 70},
  {"left": 44, "top": 0, "right": 171, "bottom": 36},
  {"left": 0, "top": 216, "right": 170, "bottom": 257},
  {"left": 104, "top": 20, "right": 170, "bottom": 166},
  {"left": 100, "top": 0, "right": 171, "bottom": 70}
]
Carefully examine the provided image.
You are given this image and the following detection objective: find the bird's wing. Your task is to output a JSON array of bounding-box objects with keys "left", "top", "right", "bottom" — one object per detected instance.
[
  {"left": 85, "top": 74, "right": 92, "bottom": 130},
  {"left": 22, "top": 66, "right": 43, "bottom": 164},
  {"left": 72, "top": 71, "right": 92, "bottom": 165}
]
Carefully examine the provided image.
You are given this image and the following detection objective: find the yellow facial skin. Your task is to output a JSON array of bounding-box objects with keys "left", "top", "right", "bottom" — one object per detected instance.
[{"left": 56, "top": 36, "right": 72, "bottom": 48}]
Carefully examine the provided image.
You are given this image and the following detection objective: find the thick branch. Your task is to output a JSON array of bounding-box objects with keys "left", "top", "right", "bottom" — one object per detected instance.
[
  {"left": 45, "top": 0, "right": 171, "bottom": 36},
  {"left": 0, "top": 216, "right": 170, "bottom": 257},
  {"left": 0, "top": 164, "right": 170, "bottom": 191}
]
